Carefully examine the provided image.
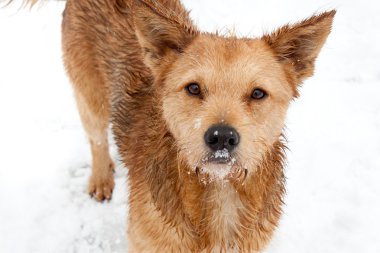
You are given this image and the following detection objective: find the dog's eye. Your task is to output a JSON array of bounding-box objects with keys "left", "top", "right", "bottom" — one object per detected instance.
[
  {"left": 185, "top": 83, "right": 201, "bottom": 96},
  {"left": 251, "top": 88, "right": 267, "bottom": 100}
]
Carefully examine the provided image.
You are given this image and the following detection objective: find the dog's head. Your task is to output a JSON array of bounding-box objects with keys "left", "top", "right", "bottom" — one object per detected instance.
[{"left": 134, "top": 1, "right": 335, "bottom": 182}]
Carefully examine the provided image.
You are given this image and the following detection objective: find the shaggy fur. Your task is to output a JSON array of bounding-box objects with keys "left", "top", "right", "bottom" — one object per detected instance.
[{"left": 9, "top": 0, "right": 335, "bottom": 252}]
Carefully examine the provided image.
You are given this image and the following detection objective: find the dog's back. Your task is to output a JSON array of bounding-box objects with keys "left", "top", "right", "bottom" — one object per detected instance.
[
  {"left": 62, "top": 0, "right": 190, "bottom": 103},
  {"left": 60, "top": 0, "right": 193, "bottom": 202}
]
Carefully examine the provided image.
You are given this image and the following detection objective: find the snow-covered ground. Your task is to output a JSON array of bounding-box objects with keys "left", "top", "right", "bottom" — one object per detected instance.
[{"left": 0, "top": 0, "right": 379, "bottom": 252}]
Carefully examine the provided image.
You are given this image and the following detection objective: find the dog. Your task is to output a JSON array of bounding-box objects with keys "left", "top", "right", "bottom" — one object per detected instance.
[{"left": 11, "top": 0, "right": 335, "bottom": 251}]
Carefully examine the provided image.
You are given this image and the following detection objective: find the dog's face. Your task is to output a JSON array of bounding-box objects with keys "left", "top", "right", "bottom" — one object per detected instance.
[
  {"left": 161, "top": 37, "right": 292, "bottom": 180},
  {"left": 134, "top": 2, "right": 335, "bottom": 182}
]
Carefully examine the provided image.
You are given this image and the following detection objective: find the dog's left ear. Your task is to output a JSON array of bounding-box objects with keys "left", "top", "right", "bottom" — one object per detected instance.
[
  {"left": 262, "top": 10, "right": 336, "bottom": 84},
  {"left": 133, "top": 0, "right": 198, "bottom": 73}
]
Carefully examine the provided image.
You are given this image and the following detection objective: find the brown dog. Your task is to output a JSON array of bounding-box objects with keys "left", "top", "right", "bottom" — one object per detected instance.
[{"left": 14, "top": 0, "right": 335, "bottom": 251}]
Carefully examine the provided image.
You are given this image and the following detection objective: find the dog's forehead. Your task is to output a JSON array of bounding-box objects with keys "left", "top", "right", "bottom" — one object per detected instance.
[{"left": 177, "top": 35, "right": 291, "bottom": 95}]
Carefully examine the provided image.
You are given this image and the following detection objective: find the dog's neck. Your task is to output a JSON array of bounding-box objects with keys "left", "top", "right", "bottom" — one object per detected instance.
[{"left": 145, "top": 129, "right": 286, "bottom": 251}]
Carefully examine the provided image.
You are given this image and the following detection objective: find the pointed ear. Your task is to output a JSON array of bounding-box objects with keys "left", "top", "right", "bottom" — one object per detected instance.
[
  {"left": 262, "top": 10, "right": 336, "bottom": 83},
  {"left": 133, "top": 0, "right": 198, "bottom": 71}
]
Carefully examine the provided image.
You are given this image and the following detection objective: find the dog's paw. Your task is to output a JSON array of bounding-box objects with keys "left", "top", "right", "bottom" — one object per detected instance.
[{"left": 88, "top": 162, "right": 115, "bottom": 202}]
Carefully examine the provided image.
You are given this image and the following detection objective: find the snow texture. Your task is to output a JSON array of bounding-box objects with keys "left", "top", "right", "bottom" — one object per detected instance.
[
  {"left": 199, "top": 163, "right": 232, "bottom": 182},
  {"left": 214, "top": 148, "right": 229, "bottom": 159},
  {"left": 1, "top": 0, "right": 380, "bottom": 252}
]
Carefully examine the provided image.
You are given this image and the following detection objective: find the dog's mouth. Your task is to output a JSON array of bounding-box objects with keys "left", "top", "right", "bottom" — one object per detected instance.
[
  {"left": 203, "top": 148, "right": 234, "bottom": 164},
  {"left": 193, "top": 149, "right": 247, "bottom": 184}
]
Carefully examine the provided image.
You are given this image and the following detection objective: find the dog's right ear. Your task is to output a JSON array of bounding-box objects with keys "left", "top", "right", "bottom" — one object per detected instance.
[{"left": 133, "top": 0, "right": 198, "bottom": 73}]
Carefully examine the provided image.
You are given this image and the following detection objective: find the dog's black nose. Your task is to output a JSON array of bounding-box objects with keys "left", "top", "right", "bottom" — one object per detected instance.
[{"left": 204, "top": 124, "right": 240, "bottom": 152}]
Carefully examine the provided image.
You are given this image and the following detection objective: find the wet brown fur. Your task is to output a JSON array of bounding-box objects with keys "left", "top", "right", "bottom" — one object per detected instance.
[{"left": 9, "top": 0, "right": 335, "bottom": 251}]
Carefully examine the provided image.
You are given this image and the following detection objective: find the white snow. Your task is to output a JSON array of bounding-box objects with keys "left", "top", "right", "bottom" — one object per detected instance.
[
  {"left": 199, "top": 164, "right": 232, "bottom": 183},
  {"left": 214, "top": 148, "right": 230, "bottom": 159},
  {"left": 1, "top": 0, "right": 380, "bottom": 252}
]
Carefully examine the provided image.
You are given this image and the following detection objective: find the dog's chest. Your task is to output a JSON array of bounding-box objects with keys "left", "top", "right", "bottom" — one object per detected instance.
[{"left": 205, "top": 183, "right": 243, "bottom": 251}]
